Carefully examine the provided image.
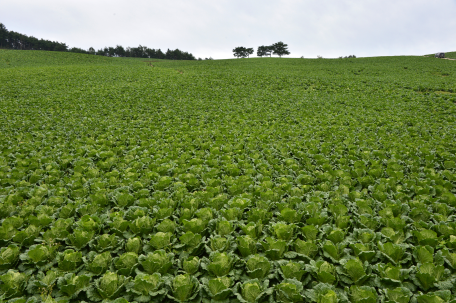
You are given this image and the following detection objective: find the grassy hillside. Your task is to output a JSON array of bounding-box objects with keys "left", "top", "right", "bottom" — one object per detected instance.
[
  {"left": 0, "top": 50, "right": 456, "bottom": 302},
  {"left": 445, "top": 51, "right": 456, "bottom": 59}
]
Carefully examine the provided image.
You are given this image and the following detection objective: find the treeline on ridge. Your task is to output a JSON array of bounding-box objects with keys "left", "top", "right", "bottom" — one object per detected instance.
[{"left": 0, "top": 22, "right": 196, "bottom": 60}]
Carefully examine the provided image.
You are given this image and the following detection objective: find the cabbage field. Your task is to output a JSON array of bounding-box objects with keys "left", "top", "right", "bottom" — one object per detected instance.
[{"left": 1, "top": 49, "right": 456, "bottom": 303}]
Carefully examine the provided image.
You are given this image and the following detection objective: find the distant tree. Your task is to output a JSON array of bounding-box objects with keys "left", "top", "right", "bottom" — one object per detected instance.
[
  {"left": 233, "top": 46, "right": 245, "bottom": 58},
  {"left": 0, "top": 23, "right": 7, "bottom": 48},
  {"left": 69, "top": 47, "right": 87, "bottom": 54},
  {"left": 0, "top": 22, "right": 196, "bottom": 59},
  {"left": 53, "top": 42, "right": 68, "bottom": 52},
  {"left": 114, "top": 45, "right": 126, "bottom": 57},
  {"left": 271, "top": 41, "right": 290, "bottom": 57},
  {"left": 257, "top": 45, "right": 273, "bottom": 57},
  {"left": 233, "top": 46, "right": 253, "bottom": 58},
  {"left": 246, "top": 47, "right": 254, "bottom": 58}
]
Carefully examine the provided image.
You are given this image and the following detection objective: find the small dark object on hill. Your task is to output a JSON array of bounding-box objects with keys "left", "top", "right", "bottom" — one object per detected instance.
[
  {"left": 435, "top": 53, "right": 445, "bottom": 58},
  {"left": 339, "top": 55, "right": 357, "bottom": 59}
]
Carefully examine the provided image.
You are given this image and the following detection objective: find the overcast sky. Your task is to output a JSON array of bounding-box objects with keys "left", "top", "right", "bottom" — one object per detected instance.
[{"left": 1, "top": 0, "right": 455, "bottom": 59}]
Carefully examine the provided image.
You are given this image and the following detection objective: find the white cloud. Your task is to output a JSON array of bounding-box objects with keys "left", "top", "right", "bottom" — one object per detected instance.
[{"left": 1, "top": 0, "right": 455, "bottom": 59}]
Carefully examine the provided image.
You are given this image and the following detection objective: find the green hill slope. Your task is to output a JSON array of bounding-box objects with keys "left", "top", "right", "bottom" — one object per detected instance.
[{"left": 0, "top": 50, "right": 456, "bottom": 302}]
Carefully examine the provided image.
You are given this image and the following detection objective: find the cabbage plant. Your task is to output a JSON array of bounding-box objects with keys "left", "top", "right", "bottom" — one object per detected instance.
[
  {"left": 378, "top": 242, "right": 409, "bottom": 265},
  {"left": 57, "top": 250, "right": 83, "bottom": 272},
  {"left": 278, "top": 261, "right": 306, "bottom": 281},
  {"left": 208, "top": 236, "right": 231, "bottom": 253},
  {"left": 149, "top": 232, "right": 173, "bottom": 250},
  {"left": 84, "top": 251, "right": 112, "bottom": 276},
  {"left": 280, "top": 208, "right": 303, "bottom": 224},
  {"left": 322, "top": 241, "right": 347, "bottom": 263},
  {"left": 412, "top": 262, "right": 445, "bottom": 291},
  {"left": 114, "top": 252, "right": 138, "bottom": 276},
  {"left": 245, "top": 255, "right": 271, "bottom": 280},
  {"left": 261, "top": 237, "right": 287, "bottom": 260},
  {"left": 413, "top": 229, "right": 439, "bottom": 247},
  {"left": 273, "top": 223, "right": 295, "bottom": 241},
  {"left": 350, "top": 243, "right": 377, "bottom": 263},
  {"left": 77, "top": 215, "right": 101, "bottom": 233},
  {"left": 237, "top": 236, "right": 257, "bottom": 257},
  {"left": 201, "top": 276, "right": 234, "bottom": 301},
  {"left": 375, "top": 263, "right": 410, "bottom": 289},
  {"left": 349, "top": 285, "right": 377, "bottom": 303},
  {"left": 156, "top": 219, "right": 176, "bottom": 234},
  {"left": 19, "top": 244, "right": 57, "bottom": 271},
  {"left": 234, "top": 279, "right": 272, "bottom": 303},
  {"left": 126, "top": 272, "right": 167, "bottom": 303},
  {"left": 207, "top": 252, "right": 235, "bottom": 277},
  {"left": 383, "top": 287, "right": 412, "bottom": 303},
  {"left": 90, "top": 234, "right": 122, "bottom": 253},
  {"left": 0, "top": 270, "right": 29, "bottom": 299},
  {"left": 293, "top": 239, "right": 318, "bottom": 260},
  {"left": 26, "top": 270, "right": 61, "bottom": 296},
  {"left": 126, "top": 237, "right": 142, "bottom": 254},
  {"left": 309, "top": 261, "right": 337, "bottom": 285},
  {"left": 178, "top": 231, "right": 205, "bottom": 255},
  {"left": 130, "top": 216, "right": 156, "bottom": 236},
  {"left": 303, "top": 283, "right": 342, "bottom": 303},
  {"left": 87, "top": 271, "right": 130, "bottom": 301},
  {"left": 182, "top": 256, "right": 200, "bottom": 275},
  {"left": 216, "top": 220, "right": 234, "bottom": 236},
  {"left": 67, "top": 228, "right": 94, "bottom": 250},
  {"left": 167, "top": 274, "right": 201, "bottom": 303},
  {"left": 0, "top": 245, "right": 20, "bottom": 271},
  {"left": 56, "top": 273, "right": 91, "bottom": 298},
  {"left": 339, "top": 258, "right": 371, "bottom": 285},
  {"left": 139, "top": 250, "right": 173, "bottom": 275},
  {"left": 182, "top": 218, "right": 208, "bottom": 235},
  {"left": 275, "top": 279, "right": 304, "bottom": 303},
  {"left": 12, "top": 224, "right": 41, "bottom": 246},
  {"left": 241, "top": 222, "right": 263, "bottom": 239}
]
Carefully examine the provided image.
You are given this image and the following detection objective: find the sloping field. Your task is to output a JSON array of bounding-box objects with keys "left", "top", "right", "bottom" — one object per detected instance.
[{"left": 0, "top": 50, "right": 456, "bottom": 303}]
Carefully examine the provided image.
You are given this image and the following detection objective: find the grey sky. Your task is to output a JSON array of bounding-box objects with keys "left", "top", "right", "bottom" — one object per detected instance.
[{"left": 1, "top": 0, "right": 455, "bottom": 59}]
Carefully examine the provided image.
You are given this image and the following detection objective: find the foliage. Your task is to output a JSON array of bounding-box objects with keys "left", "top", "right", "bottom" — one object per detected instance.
[
  {"left": 1, "top": 50, "right": 456, "bottom": 301},
  {"left": 233, "top": 47, "right": 254, "bottom": 58}
]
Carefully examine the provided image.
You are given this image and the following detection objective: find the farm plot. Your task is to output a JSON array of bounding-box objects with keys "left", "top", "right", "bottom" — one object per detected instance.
[{"left": 0, "top": 50, "right": 456, "bottom": 302}]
